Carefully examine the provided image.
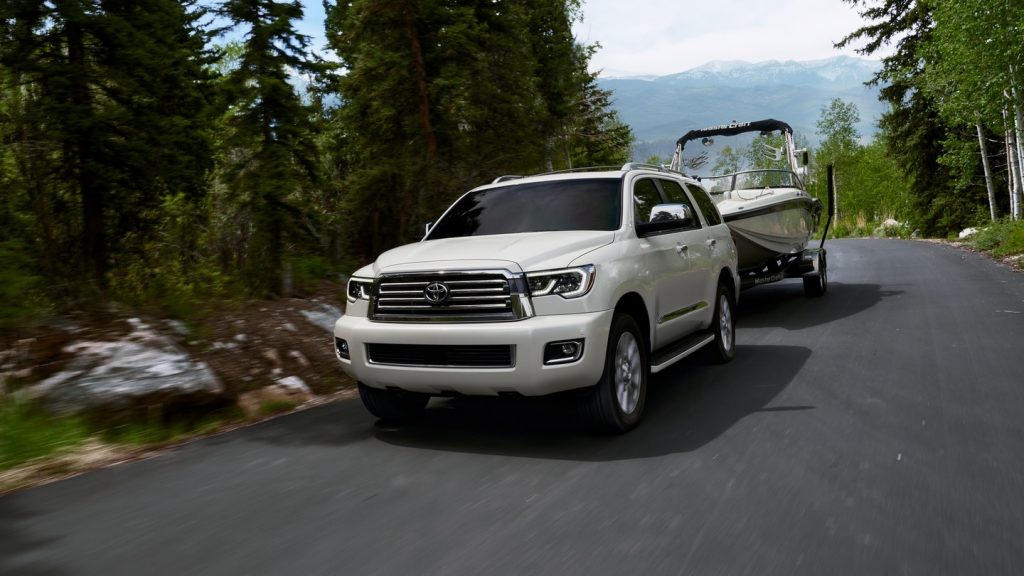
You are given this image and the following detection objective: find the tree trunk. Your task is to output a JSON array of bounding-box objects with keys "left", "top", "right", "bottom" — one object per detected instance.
[
  {"left": 1005, "top": 114, "right": 1022, "bottom": 220},
  {"left": 67, "top": 19, "right": 107, "bottom": 287},
  {"left": 1011, "top": 69, "right": 1024, "bottom": 219},
  {"left": 402, "top": 1, "right": 437, "bottom": 159},
  {"left": 977, "top": 123, "right": 998, "bottom": 221}
]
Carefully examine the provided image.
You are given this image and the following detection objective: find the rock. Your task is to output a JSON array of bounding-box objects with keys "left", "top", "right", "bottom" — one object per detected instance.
[
  {"left": 262, "top": 348, "right": 281, "bottom": 367},
  {"left": 20, "top": 319, "right": 224, "bottom": 416},
  {"left": 300, "top": 303, "right": 343, "bottom": 333},
  {"left": 236, "top": 378, "right": 312, "bottom": 418},
  {"left": 287, "top": 350, "right": 310, "bottom": 368},
  {"left": 959, "top": 227, "right": 979, "bottom": 239}
]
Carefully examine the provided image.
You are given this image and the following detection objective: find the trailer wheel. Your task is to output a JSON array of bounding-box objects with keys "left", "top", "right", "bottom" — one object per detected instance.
[{"left": 803, "top": 251, "right": 827, "bottom": 297}]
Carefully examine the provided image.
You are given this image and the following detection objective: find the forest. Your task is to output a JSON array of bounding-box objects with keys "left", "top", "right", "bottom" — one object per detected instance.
[
  {"left": 0, "top": 0, "right": 632, "bottom": 329},
  {"left": 1, "top": 0, "right": 1022, "bottom": 332}
]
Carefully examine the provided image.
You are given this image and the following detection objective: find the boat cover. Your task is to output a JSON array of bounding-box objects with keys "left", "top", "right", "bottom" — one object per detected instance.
[{"left": 676, "top": 119, "right": 794, "bottom": 152}]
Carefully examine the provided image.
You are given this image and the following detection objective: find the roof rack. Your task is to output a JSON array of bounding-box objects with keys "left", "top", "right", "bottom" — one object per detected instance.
[{"left": 489, "top": 163, "right": 697, "bottom": 185}]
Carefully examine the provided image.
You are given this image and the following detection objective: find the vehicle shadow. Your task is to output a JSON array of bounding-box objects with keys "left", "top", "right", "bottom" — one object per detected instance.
[
  {"left": 368, "top": 344, "right": 812, "bottom": 462},
  {"left": 737, "top": 281, "right": 904, "bottom": 331}
]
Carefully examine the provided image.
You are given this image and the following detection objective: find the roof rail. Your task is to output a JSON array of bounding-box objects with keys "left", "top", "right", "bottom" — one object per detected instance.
[
  {"left": 620, "top": 162, "right": 690, "bottom": 176},
  {"left": 492, "top": 175, "right": 523, "bottom": 183}
]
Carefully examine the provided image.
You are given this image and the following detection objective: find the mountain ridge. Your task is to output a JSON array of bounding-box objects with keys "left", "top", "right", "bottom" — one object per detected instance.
[{"left": 598, "top": 56, "right": 885, "bottom": 161}]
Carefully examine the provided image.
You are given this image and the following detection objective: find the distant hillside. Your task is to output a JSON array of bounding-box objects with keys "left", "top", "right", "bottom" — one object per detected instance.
[{"left": 597, "top": 56, "right": 885, "bottom": 162}]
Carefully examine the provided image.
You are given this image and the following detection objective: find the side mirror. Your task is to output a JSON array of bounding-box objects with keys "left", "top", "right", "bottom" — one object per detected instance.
[
  {"left": 802, "top": 150, "right": 810, "bottom": 165},
  {"left": 636, "top": 204, "right": 694, "bottom": 236}
]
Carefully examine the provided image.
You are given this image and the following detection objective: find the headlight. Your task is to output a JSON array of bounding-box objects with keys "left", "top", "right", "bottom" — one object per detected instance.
[
  {"left": 347, "top": 277, "right": 374, "bottom": 302},
  {"left": 526, "top": 265, "right": 595, "bottom": 299}
]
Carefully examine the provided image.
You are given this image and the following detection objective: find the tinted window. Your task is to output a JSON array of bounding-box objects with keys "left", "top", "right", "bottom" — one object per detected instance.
[
  {"left": 633, "top": 179, "right": 663, "bottom": 224},
  {"left": 688, "top": 184, "right": 723, "bottom": 226},
  {"left": 427, "top": 178, "right": 621, "bottom": 239},
  {"left": 658, "top": 179, "right": 702, "bottom": 228}
]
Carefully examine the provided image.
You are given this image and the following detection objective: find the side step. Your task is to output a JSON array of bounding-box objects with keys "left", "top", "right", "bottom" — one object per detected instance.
[{"left": 650, "top": 330, "right": 715, "bottom": 374}]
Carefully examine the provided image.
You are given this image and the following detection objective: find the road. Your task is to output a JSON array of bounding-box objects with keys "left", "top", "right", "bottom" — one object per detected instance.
[{"left": 3, "top": 239, "right": 1024, "bottom": 575}]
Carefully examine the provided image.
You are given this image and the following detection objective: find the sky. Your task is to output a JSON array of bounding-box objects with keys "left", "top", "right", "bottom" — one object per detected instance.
[
  {"left": 291, "top": 0, "right": 882, "bottom": 77},
  {"left": 570, "top": 0, "right": 880, "bottom": 76}
]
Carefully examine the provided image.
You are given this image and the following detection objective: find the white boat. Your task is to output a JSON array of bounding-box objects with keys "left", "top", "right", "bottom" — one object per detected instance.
[{"left": 670, "top": 119, "right": 829, "bottom": 295}]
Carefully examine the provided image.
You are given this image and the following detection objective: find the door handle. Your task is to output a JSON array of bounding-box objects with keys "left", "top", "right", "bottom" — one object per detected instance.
[
  {"left": 706, "top": 238, "right": 717, "bottom": 248},
  {"left": 676, "top": 243, "right": 688, "bottom": 257}
]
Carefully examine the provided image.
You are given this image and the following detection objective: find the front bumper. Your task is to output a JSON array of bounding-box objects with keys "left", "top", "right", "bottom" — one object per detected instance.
[{"left": 333, "top": 310, "right": 614, "bottom": 396}]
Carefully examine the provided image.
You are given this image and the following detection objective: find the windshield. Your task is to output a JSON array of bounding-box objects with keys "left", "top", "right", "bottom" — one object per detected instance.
[
  {"left": 703, "top": 170, "right": 801, "bottom": 194},
  {"left": 426, "top": 178, "right": 622, "bottom": 239}
]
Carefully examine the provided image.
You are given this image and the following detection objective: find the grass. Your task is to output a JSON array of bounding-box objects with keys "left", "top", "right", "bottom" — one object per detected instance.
[
  {"left": 0, "top": 399, "right": 91, "bottom": 470},
  {"left": 0, "top": 396, "right": 246, "bottom": 473},
  {"left": 970, "top": 219, "right": 1024, "bottom": 262}
]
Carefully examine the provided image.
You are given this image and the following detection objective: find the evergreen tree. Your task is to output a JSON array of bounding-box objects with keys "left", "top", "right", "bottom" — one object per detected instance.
[
  {"left": 0, "top": 0, "right": 216, "bottom": 290},
  {"left": 217, "top": 0, "right": 322, "bottom": 295}
]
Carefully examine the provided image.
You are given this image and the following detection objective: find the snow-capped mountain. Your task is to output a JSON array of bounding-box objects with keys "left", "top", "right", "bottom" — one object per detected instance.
[{"left": 598, "top": 56, "right": 885, "bottom": 160}]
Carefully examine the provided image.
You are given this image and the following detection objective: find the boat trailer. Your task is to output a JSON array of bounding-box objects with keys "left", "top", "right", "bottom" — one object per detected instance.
[{"left": 739, "top": 165, "right": 836, "bottom": 297}]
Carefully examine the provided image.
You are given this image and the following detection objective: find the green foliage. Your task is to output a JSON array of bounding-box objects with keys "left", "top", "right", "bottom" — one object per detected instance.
[
  {"left": 324, "top": 0, "right": 630, "bottom": 260},
  {"left": 712, "top": 146, "right": 743, "bottom": 174},
  {"left": 0, "top": 399, "right": 90, "bottom": 470},
  {"left": 258, "top": 398, "right": 299, "bottom": 416},
  {"left": 0, "top": 241, "right": 49, "bottom": 331},
  {"left": 972, "top": 220, "right": 1024, "bottom": 257}
]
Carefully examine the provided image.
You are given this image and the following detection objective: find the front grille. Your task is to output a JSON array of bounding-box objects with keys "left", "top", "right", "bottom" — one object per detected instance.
[
  {"left": 371, "top": 272, "right": 527, "bottom": 322},
  {"left": 366, "top": 344, "right": 515, "bottom": 368}
]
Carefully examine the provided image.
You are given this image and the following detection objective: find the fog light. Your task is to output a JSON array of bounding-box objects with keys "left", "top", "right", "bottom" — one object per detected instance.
[
  {"left": 335, "top": 337, "right": 350, "bottom": 360},
  {"left": 543, "top": 339, "right": 584, "bottom": 365}
]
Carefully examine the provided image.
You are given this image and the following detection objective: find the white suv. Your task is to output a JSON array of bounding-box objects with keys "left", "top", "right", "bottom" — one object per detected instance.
[{"left": 334, "top": 164, "right": 739, "bottom": 432}]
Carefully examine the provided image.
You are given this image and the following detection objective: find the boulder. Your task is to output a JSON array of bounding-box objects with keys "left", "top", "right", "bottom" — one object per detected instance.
[
  {"left": 236, "top": 376, "right": 313, "bottom": 418},
  {"left": 21, "top": 318, "right": 224, "bottom": 417}
]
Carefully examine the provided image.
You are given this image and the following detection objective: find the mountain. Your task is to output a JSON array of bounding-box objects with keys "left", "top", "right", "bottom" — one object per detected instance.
[{"left": 598, "top": 56, "right": 885, "bottom": 162}]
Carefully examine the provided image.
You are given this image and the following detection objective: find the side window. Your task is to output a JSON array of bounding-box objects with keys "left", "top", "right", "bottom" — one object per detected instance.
[
  {"left": 688, "top": 183, "right": 723, "bottom": 226},
  {"left": 632, "top": 179, "right": 663, "bottom": 224},
  {"left": 657, "top": 179, "right": 701, "bottom": 229}
]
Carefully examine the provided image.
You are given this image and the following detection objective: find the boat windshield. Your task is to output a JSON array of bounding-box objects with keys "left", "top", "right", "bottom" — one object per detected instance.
[{"left": 702, "top": 170, "right": 802, "bottom": 194}]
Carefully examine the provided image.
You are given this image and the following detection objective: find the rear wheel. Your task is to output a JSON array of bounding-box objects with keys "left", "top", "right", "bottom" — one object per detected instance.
[
  {"left": 584, "top": 313, "right": 648, "bottom": 433},
  {"left": 358, "top": 383, "right": 429, "bottom": 422},
  {"left": 803, "top": 251, "right": 827, "bottom": 297},
  {"left": 708, "top": 282, "right": 736, "bottom": 363}
]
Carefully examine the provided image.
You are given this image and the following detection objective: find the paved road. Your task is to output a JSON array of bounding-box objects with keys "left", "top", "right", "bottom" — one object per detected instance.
[{"left": 3, "top": 239, "right": 1024, "bottom": 575}]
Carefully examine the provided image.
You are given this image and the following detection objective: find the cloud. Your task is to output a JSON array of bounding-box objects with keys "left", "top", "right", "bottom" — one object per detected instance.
[{"left": 572, "top": 0, "right": 885, "bottom": 76}]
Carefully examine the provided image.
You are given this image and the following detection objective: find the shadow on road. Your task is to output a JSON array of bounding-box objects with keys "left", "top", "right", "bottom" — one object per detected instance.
[
  {"left": 738, "top": 281, "right": 904, "bottom": 330},
  {"left": 0, "top": 501, "right": 68, "bottom": 575},
  {"left": 364, "top": 344, "right": 812, "bottom": 462}
]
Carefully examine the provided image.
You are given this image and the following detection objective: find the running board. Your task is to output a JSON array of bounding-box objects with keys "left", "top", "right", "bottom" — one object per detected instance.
[{"left": 650, "top": 331, "right": 715, "bottom": 374}]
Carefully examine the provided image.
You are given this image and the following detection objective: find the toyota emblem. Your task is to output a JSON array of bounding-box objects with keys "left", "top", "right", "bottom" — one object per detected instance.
[{"left": 423, "top": 282, "right": 450, "bottom": 305}]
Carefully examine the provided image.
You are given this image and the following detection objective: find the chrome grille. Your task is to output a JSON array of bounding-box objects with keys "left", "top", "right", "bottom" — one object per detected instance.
[{"left": 370, "top": 272, "right": 529, "bottom": 322}]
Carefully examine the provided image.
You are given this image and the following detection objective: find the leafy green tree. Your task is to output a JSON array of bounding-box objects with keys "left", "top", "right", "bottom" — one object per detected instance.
[
  {"left": 711, "top": 146, "right": 743, "bottom": 174},
  {"left": 838, "top": 0, "right": 985, "bottom": 235}
]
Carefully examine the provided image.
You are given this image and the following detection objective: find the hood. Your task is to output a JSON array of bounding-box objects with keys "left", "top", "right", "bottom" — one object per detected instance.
[{"left": 372, "top": 231, "right": 615, "bottom": 275}]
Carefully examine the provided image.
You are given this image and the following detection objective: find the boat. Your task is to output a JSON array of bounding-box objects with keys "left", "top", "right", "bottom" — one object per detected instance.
[{"left": 669, "top": 119, "right": 830, "bottom": 295}]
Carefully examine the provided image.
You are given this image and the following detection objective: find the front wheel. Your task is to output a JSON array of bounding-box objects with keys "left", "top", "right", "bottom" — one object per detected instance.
[
  {"left": 708, "top": 282, "right": 736, "bottom": 363},
  {"left": 358, "top": 383, "right": 429, "bottom": 422},
  {"left": 583, "top": 313, "right": 648, "bottom": 433}
]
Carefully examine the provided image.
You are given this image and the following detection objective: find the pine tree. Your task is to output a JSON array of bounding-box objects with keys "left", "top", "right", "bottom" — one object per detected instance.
[
  {"left": 0, "top": 0, "right": 216, "bottom": 291},
  {"left": 217, "top": 0, "right": 322, "bottom": 295}
]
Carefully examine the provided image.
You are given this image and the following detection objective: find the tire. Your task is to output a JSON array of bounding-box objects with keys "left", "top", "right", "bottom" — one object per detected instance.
[
  {"left": 583, "top": 313, "right": 648, "bottom": 433},
  {"left": 803, "top": 251, "right": 827, "bottom": 297},
  {"left": 708, "top": 282, "right": 736, "bottom": 363},
  {"left": 358, "top": 383, "right": 429, "bottom": 422}
]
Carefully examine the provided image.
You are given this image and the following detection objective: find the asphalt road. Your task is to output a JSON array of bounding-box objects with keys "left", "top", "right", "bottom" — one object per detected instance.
[{"left": 3, "top": 239, "right": 1024, "bottom": 575}]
